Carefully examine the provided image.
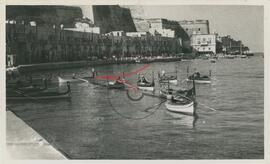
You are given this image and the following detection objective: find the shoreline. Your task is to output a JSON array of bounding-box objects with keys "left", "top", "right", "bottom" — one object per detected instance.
[{"left": 17, "top": 57, "right": 183, "bottom": 73}]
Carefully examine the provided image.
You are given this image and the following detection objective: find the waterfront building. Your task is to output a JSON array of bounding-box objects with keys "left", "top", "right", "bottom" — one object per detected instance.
[
  {"left": 178, "top": 20, "right": 210, "bottom": 37},
  {"left": 133, "top": 18, "right": 191, "bottom": 52},
  {"left": 105, "top": 31, "right": 126, "bottom": 37},
  {"left": 126, "top": 31, "right": 149, "bottom": 37},
  {"left": 6, "top": 22, "right": 183, "bottom": 65},
  {"left": 191, "top": 34, "right": 216, "bottom": 54},
  {"left": 221, "top": 35, "right": 249, "bottom": 54}
]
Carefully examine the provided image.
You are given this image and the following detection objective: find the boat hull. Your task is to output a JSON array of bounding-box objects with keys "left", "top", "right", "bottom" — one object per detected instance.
[
  {"left": 186, "top": 79, "right": 211, "bottom": 84},
  {"left": 138, "top": 86, "right": 154, "bottom": 91},
  {"left": 165, "top": 101, "right": 194, "bottom": 115}
]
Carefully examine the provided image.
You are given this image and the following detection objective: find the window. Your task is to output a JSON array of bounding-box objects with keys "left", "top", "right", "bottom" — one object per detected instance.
[
  {"left": 198, "top": 28, "right": 200, "bottom": 31},
  {"left": 186, "top": 28, "right": 188, "bottom": 31}
]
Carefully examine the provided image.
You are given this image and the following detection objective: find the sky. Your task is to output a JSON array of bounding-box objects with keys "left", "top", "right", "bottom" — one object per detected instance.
[{"left": 80, "top": 5, "right": 264, "bottom": 52}]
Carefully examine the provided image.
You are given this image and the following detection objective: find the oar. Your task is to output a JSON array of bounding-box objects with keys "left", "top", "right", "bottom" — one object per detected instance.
[
  {"left": 76, "top": 77, "right": 89, "bottom": 83},
  {"left": 13, "top": 90, "right": 40, "bottom": 101},
  {"left": 197, "top": 102, "right": 217, "bottom": 111}
]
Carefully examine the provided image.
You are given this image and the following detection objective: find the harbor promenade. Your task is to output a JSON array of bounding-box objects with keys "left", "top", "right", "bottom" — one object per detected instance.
[{"left": 6, "top": 111, "right": 67, "bottom": 159}]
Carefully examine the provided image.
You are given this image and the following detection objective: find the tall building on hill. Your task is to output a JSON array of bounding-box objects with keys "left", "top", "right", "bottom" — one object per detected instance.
[
  {"left": 178, "top": 20, "right": 210, "bottom": 37},
  {"left": 92, "top": 5, "right": 136, "bottom": 33}
]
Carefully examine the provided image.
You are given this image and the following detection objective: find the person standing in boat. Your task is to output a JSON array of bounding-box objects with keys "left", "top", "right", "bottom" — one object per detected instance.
[{"left": 91, "top": 68, "right": 95, "bottom": 78}]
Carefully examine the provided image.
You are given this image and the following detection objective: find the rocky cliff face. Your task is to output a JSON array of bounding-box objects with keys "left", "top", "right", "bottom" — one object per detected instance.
[
  {"left": 6, "top": 6, "right": 83, "bottom": 27},
  {"left": 93, "top": 5, "right": 136, "bottom": 33}
]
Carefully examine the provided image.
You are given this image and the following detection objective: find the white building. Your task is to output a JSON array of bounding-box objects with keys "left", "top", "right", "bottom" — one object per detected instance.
[
  {"left": 64, "top": 22, "right": 100, "bottom": 34},
  {"left": 149, "top": 28, "right": 175, "bottom": 38},
  {"left": 105, "top": 31, "right": 125, "bottom": 37},
  {"left": 126, "top": 31, "right": 149, "bottom": 37},
  {"left": 191, "top": 34, "right": 216, "bottom": 54}
]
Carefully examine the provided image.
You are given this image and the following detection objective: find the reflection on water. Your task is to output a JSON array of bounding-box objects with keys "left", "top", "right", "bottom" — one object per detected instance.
[
  {"left": 7, "top": 57, "right": 264, "bottom": 159},
  {"left": 165, "top": 111, "right": 198, "bottom": 128}
]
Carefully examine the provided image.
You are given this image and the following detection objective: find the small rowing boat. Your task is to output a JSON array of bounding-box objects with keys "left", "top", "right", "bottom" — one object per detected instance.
[
  {"left": 7, "top": 82, "right": 71, "bottom": 100},
  {"left": 164, "top": 77, "right": 196, "bottom": 115},
  {"left": 165, "top": 97, "right": 194, "bottom": 115},
  {"left": 159, "top": 75, "right": 178, "bottom": 85},
  {"left": 186, "top": 72, "right": 211, "bottom": 84}
]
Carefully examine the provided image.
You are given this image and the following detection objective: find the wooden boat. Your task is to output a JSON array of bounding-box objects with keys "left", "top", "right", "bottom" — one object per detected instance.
[
  {"left": 164, "top": 78, "right": 196, "bottom": 115},
  {"left": 7, "top": 82, "right": 71, "bottom": 100},
  {"left": 107, "top": 81, "right": 125, "bottom": 89},
  {"left": 15, "top": 79, "right": 48, "bottom": 93},
  {"left": 159, "top": 75, "right": 178, "bottom": 85},
  {"left": 165, "top": 97, "right": 194, "bottom": 115},
  {"left": 210, "top": 58, "right": 216, "bottom": 63},
  {"left": 186, "top": 72, "right": 211, "bottom": 84},
  {"left": 137, "top": 73, "right": 155, "bottom": 91}
]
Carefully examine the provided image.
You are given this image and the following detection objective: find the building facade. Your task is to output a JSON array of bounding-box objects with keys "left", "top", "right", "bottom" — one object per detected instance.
[
  {"left": 191, "top": 34, "right": 216, "bottom": 54},
  {"left": 179, "top": 20, "right": 210, "bottom": 37},
  {"left": 6, "top": 22, "right": 183, "bottom": 66}
]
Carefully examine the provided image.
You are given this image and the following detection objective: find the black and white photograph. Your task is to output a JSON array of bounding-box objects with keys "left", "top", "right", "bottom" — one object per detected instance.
[{"left": 2, "top": 1, "right": 268, "bottom": 161}]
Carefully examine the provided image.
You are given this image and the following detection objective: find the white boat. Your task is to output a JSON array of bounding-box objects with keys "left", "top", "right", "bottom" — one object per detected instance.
[
  {"left": 138, "top": 86, "right": 155, "bottom": 91},
  {"left": 168, "top": 79, "right": 178, "bottom": 85},
  {"left": 210, "top": 59, "right": 216, "bottom": 63},
  {"left": 186, "top": 79, "right": 211, "bottom": 84},
  {"left": 165, "top": 100, "right": 194, "bottom": 115}
]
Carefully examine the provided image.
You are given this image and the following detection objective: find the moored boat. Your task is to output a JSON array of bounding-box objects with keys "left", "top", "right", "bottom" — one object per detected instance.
[
  {"left": 137, "top": 74, "right": 155, "bottom": 91},
  {"left": 186, "top": 72, "right": 211, "bottom": 84},
  {"left": 165, "top": 98, "right": 194, "bottom": 115},
  {"left": 164, "top": 76, "right": 196, "bottom": 115},
  {"left": 7, "top": 82, "right": 71, "bottom": 100},
  {"left": 107, "top": 81, "right": 125, "bottom": 89}
]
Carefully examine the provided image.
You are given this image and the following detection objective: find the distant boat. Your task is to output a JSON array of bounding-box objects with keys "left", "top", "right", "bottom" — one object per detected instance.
[
  {"left": 240, "top": 55, "right": 247, "bottom": 58},
  {"left": 159, "top": 75, "right": 178, "bottom": 85},
  {"left": 7, "top": 82, "right": 71, "bottom": 100},
  {"left": 210, "top": 58, "right": 216, "bottom": 63},
  {"left": 186, "top": 72, "right": 211, "bottom": 84},
  {"left": 224, "top": 55, "right": 235, "bottom": 59}
]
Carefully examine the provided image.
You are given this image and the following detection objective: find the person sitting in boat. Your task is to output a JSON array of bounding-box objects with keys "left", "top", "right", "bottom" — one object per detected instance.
[
  {"left": 138, "top": 75, "right": 149, "bottom": 84},
  {"left": 194, "top": 72, "right": 201, "bottom": 78}
]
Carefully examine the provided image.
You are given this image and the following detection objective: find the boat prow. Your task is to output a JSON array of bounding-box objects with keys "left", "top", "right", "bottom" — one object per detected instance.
[{"left": 58, "top": 76, "right": 87, "bottom": 83}]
